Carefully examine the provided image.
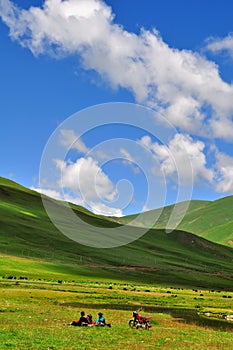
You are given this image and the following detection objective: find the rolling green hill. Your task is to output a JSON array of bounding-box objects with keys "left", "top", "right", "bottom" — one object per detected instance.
[
  {"left": 178, "top": 197, "right": 233, "bottom": 246},
  {"left": 0, "top": 177, "right": 233, "bottom": 289},
  {"left": 115, "top": 200, "right": 211, "bottom": 228},
  {"left": 117, "top": 197, "right": 233, "bottom": 247}
]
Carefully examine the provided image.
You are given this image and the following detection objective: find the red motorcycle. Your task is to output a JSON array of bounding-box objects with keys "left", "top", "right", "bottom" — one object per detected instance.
[{"left": 129, "top": 311, "right": 152, "bottom": 330}]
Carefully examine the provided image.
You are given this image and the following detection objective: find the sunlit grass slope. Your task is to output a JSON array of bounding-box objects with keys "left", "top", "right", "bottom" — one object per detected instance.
[
  {"left": 0, "top": 177, "right": 233, "bottom": 289},
  {"left": 119, "top": 197, "right": 233, "bottom": 247}
]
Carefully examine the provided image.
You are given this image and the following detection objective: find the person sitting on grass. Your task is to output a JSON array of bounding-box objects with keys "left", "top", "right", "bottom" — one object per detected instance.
[
  {"left": 95, "top": 312, "right": 111, "bottom": 327},
  {"left": 86, "top": 314, "right": 95, "bottom": 325},
  {"left": 95, "top": 312, "right": 105, "bottom": 326},
  {"left": 71, "top": 311, "right": 89, "bottom": 326}
]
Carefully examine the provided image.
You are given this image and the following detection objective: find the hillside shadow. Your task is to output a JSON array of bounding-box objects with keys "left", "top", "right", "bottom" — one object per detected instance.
[{"left": 62, "top": 302, "right": 233, "bottom": 331}]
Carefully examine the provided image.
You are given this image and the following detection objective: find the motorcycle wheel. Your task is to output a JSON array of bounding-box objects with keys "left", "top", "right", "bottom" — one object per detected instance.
[
  {"left": 129, "top": 319, "right": 138, "bottom": 328},
  {"left": 145, "top": 321, "right": 151, "bottom": 330}
]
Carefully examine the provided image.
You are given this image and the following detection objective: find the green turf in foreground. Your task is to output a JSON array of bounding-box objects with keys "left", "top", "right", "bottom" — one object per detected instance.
[{"left": 0, "top": 279, "right": 232, "bottom": 350}]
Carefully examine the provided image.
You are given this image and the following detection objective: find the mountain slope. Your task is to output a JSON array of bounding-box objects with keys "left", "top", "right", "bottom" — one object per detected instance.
[
  {"left": 118, "top": 197, "right": 233, "bottom": 247},
  {"left": 0, "top": 177, "right": 233, "bottom": 289},
  {"left": 115, "top": 200, "right": 211, "bottom": 228},
  {"left": 178, "top": 197, "right": 233, "bottom": 246}
]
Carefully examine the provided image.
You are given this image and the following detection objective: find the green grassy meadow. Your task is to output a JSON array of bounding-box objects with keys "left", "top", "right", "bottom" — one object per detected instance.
[
  {"left": 0, "top": 274, "right": 233, "bottom": 350},
  {"left": 0, "top": 177, "right": 233, "bottom": 348}
]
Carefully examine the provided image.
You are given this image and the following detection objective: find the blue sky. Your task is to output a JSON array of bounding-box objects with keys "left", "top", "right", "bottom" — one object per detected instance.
[{"left": 0, "top": 0, "right": 233, "bottom": 216}]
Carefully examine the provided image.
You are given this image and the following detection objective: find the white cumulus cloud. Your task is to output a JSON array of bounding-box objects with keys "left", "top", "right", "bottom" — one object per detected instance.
[
  {"left": 55, "top": 156, "right": 117, "bottom": 201},
  {"left": 60, "top": 129, "right": 89, "bottom": 154},
  {"left": 215, "top": 152, "right": 233, "bottom": 193},
  {"left": 89, "top": 201, "right": 122, "bottom": 217},
  {"left": 1, "top": 0, "right": 233, "bottom": 139},
  {"left": 119, "top": 148, "right": 140, "bottom": 174},
  {"left": 31, "top": 187, "right": 63, "bottom": 201},
  {"left": 139, "top": 134, "right": 214, "bottom": 184},
  {"left": 32, "top": 154, "right": 124, "bottom": 216},
  {"left": 30, "top": 186, "right": 86, "bottom": 205},
  {"left": 206, "top": 34, "right": 233, "bottom": 58},
  {"left": 120, "top": 148, "right": 135, "bottom": 164}
]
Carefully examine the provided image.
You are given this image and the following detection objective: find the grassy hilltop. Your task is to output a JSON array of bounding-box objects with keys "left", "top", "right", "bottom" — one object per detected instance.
[
  {"left": 117, "top": 197, "right": 233, "bottom": 247},
  {"left": 0, "top": 176, "right": 233, "bottom": 290}
]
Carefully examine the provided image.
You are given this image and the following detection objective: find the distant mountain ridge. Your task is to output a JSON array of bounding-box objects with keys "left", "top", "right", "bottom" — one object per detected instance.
[{"left": 116, "top": 197, "right": 233, "bottom": 247}]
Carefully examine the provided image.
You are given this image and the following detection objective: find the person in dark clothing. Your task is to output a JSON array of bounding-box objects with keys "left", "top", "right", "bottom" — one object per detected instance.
[{"left": 71, "top": 311, "right": 89, "bottom": 326}]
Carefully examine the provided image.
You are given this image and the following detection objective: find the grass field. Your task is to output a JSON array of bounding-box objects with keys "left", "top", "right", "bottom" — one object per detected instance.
[
  {"left": 0, "top": 254, "right": 233, "bottom": 349},
  {"left": 1, "top": 177, "right": 233, "bottom": 348},
  {"left": 0, "top": 276, "right": 233, "bottom": 350}
]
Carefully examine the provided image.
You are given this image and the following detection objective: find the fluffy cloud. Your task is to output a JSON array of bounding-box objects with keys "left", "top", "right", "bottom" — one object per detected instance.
[
  {"left": 139, "top": 134, "right": 214, "bottom": 183},
  {"left": 89, "top": 201, "right": 122, "bottom": 217},
  {"left": 31, "top": 185, "right": 122, "bottom": 216},
  {"left": 1, "top": 0, "right": 233, "bottom": 139},
  {"left": 119, "top": 148, "right": 140, "bottom": 174},
  {"left": 30, "top": 187, "right": 64, "bottom": 201},
  {"left": 60, "top": 129, "right": 89, "bottom": 154},
  {"left": 120, "top": 148, "right": 135, "bottom": 164},
  {"left": 206, "top": 34, "right": 233, "bottom": 58},
  {"left": 31, "top": 186, "right": 87, "bottom": 205},
  {"left": 215, "top": 152, "right": 233, "bottom": 193},
  {"left": 55, "top": 156, "right": 117, "bottom": 201},
  {"left": 32, "top": 154, "right": 124, "bottom": 216}
]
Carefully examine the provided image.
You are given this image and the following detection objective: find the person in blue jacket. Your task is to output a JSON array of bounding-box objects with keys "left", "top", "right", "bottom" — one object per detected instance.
[{"left": 96, "top": 312, "right": 105, "bottom": 326}]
